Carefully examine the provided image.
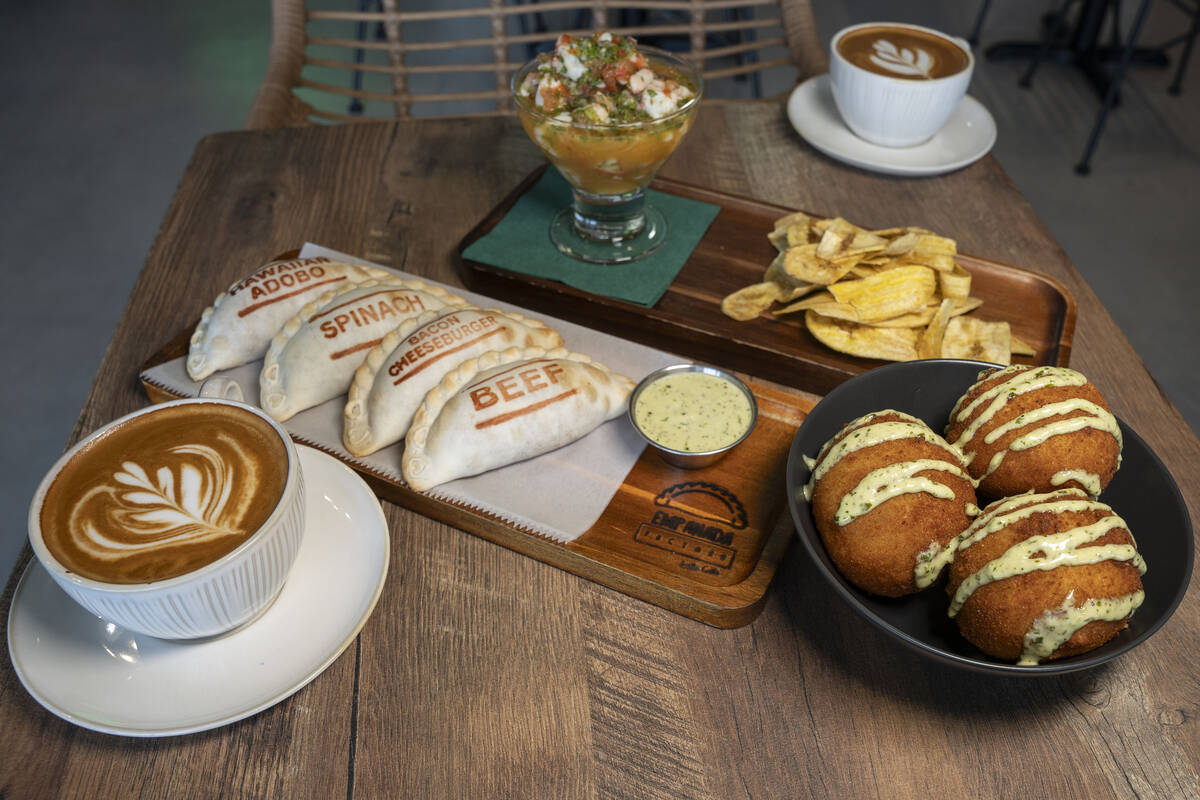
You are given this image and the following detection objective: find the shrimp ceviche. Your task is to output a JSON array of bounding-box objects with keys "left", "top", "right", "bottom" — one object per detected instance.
[{"left": 513, "top": 32, "right": 700, "bottom": 195}]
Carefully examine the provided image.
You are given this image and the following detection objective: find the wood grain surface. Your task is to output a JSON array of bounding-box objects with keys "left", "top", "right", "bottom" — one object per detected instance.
[{"left": 2, "top": 104, "right": 1198, "bottom": 799}]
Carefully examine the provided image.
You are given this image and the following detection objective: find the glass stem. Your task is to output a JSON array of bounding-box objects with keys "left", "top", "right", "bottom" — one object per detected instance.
[{"left": 571, "top": 188, "right": 647, "bottom": 243}]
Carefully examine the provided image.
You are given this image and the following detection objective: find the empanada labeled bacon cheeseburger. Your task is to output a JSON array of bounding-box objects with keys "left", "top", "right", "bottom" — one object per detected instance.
[
  {"left": 343, "top": 307, "right": 564, "bottom": 456},
  {"left": 805, "top": 410, "right": 978, "bottom": 597},
  {"left": 188, "top": 257, "right": 394, "bottom": 381},
  {"left": 945, "top": 365, "right": 1122, "bottom": 500},
  {"left": 946, "top": 488, "right": 1145, "bottom": 665},
  {"left": 402, "top": 346, "right": 633, "bottom": 491},
  {"left": 259, "top": 279, "right": 468, "bottom": 421}
]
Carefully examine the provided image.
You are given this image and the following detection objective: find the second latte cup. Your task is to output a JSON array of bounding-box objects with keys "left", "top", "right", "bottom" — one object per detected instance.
[{"left": 829, "top": 22, "right": 974, "bottom": 148}]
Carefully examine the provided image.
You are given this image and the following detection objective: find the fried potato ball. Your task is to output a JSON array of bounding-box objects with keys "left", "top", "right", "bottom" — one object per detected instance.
[
  {"left": 808, "top": 409, "right": 978, "bottom": 597},
  {"left": 946, "top": 488, "right": 1145, "bottom": 664},
  {"left": 944, "top": 365, "right": 1122, "bottom": 500}
]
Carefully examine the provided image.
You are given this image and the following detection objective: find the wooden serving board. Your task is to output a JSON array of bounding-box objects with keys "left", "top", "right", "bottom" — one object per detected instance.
[
  {"left": 142, "top": 329, "right": 811, "bottom": 628},
  {"left": 458, "top": 166, "right": 1078, "bottom": 397}
]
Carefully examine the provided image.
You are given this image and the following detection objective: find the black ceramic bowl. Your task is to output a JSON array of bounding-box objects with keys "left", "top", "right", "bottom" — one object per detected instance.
[{"left": 785, "top": 359, "right": 1193, "bottom": 675}]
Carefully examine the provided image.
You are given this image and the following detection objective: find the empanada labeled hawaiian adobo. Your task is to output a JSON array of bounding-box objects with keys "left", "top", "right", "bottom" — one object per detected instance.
[
  {"left": 260, "top": 279, "right": 467, "bottom": 421},
  {"left": 402, "top": 347, "right": 633, "bottom": 491},
  {"left": 343, "top": 307, "right": 564, "bottom": 456},
  {"left": 187, "top": 257, "right": 393, "bottom": 380}
]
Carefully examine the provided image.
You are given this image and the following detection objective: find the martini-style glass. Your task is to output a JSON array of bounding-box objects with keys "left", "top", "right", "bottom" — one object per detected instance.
[{"left": 511, "top": 45, "right": 702, "bottom": 264}]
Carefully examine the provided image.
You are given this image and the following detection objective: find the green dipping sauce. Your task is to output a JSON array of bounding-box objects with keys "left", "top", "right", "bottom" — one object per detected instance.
[{"left": 633, "top": 372, "right": 753, "bottom": 453}]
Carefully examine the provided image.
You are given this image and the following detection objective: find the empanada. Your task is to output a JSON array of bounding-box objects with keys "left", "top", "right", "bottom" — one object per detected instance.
[
  {"left": 343, "top": 307, "right": 564, "bottom": 456},
  {"left": 402, "top": 346, "right": 633, "bottom": 491},
  {"left": 187, "top": 257, "right": 393, "bottom": 380},
  {"left": 259, "top": 279, "right": 468, "bottom": 421}
]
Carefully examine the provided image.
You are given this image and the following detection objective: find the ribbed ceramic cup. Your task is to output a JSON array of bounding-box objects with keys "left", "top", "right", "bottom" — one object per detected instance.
[
  {"left": 28, "top": 397, "right": 306, "bottom": 640},
  {"left": 829, "top": 22, "right": 974, "bottom": 147}
]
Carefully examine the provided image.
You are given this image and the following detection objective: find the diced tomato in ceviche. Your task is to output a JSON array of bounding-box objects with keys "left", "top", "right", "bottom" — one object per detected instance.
[{"left": 516, "top": 32, "right": 696, "bottom": 124}]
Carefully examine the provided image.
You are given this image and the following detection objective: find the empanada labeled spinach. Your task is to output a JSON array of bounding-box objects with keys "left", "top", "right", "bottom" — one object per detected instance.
[
  {"left": 187, "top": 257, "right": 393, "bottom": 381},
  {"left": 259, "top": 279, "right": 467, "bottom": 421},
  {"left": 402, "top": 347, "right": 633, "bottom": 491},
  {"left": 343, "top": 307, "right": 564, "bottom": 456}
]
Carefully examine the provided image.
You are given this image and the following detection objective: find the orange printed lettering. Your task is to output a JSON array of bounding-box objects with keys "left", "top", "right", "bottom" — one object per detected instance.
[
  {"left": 471, "top": 386, "right": 499, "bottom": 410},
  {"left": 497, "top": 377, "right": 522, "bottom": 401},
  {"left": 519, "top": 368, "right": 547, "bottom": 393}
]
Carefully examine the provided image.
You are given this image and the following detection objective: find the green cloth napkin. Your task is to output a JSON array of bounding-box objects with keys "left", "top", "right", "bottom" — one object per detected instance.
[{"left": 462, "top": 168, "right": 720, "bottom": 307}]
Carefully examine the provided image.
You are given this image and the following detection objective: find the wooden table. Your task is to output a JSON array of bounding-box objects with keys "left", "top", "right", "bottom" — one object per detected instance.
[{"left": 3, "top": 103, "right": 1197, "bottom": 798}]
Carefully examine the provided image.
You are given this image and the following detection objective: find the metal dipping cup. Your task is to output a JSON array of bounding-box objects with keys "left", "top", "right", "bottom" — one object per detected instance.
[{"left": 628, "top": 364, "right": 757, "bottom": 469}]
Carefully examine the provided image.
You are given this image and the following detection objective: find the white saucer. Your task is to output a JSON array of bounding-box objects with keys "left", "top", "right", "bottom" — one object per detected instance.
[
  {"left": 7, "top": 446, "right": 389, "bottom": 737},
  {"left": 786, "top": 74, "right": 997, "bottom": 177}
]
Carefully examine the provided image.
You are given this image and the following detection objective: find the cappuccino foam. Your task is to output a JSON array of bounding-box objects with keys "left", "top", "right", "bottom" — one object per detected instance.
[
  {"left": 837, "top": 25, "right": 968, "bottom": 80},
  {"left": 39, "top": 402, "right": 288, "bottom": 584}
]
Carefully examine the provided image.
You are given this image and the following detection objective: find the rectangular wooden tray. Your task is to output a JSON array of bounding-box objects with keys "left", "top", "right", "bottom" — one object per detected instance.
[
  {"left": 142, "top": 329, "right": 812, "bottom": 629},
  {"left": 457, "top": 166, "right": 1078, "bottom": 397}
]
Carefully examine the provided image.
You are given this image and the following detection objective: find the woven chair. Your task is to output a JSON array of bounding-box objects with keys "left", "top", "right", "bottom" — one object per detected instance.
[{"left": 245, "top": 0, "right": 826, "bottom": 128}]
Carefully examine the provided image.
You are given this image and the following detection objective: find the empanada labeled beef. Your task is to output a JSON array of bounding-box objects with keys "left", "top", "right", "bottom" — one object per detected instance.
[
  {"left": 402, "top": 347, "right": 633, "bottom": 491},
  {"left": 343, "top": 307, "right": 564, "bottom": 456},
  {"left": 259, "top": 279, "right": 467, "bottom": 421},
  {"left": 187, "top": 257, "right": 393, "bottom": 380}
]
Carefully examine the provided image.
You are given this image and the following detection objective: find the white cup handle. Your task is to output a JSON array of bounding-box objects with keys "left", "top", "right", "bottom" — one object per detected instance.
[{"left": 198, "top": 377, "right": 245, "bottom": 402}]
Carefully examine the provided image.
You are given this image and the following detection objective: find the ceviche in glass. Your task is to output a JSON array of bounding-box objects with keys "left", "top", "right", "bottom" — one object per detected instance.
[{"left": 511, "top": 32, "right": 702, "bottom": 263}]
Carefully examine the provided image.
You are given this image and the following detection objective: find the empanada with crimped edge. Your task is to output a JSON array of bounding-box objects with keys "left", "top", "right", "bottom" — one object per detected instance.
[
  {"left": 402, "top": 346, "right": 633, "bottom": 491},
  {"left": 259, "top": 279, "right": 468, "bottom": 421},
  {"left": 343, "top": 307, "right": 564, "bottom": 456},
  {"left": 187, "top": 257, "right": 394, "bottom": 381}
]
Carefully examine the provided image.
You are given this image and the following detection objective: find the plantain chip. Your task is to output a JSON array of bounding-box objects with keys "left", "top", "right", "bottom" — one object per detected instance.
[
  {"left": 768, "top": 211, "right": 813, "bottom": 250},
  {"left": 917, "top": 298, "right": 957, "bottom": 358},
  {"left": 806, "top": 311, "right": 920, "bottom": 362},
  {"left": 775, "top": 291, "right": 860, "bottom": 321},
  {"left": 764, "top": 255, "right": 817, "bottom": 301},
  {"left": 941, "top": 317, "right": 1012, "bottom": 365},
  {"left": 1010, "top": 335, "right": 1037, "bottom": 356},
  {"left": 812, "top": 217, "right": 861, "bottom": 239},
  {"left": 871, "top": 302, "right": 941, "bottom": 329},
  {"left": 720, "top": 281, "right": 785, "bottom": 321},
  {"left": 939, "top": 260, "right": 972, "bottom": 297},
  {"left": 948, "top": 296, "right": 984, "bottom": 315},
  {"left": 884, "top": 232, "right": 921, "bottom": 256},
  {"left": 872, "top": 296, "right": 982, "bottom": 328},
  {"left": 783, "top": 244, "right": 855, "bottom": 285},
  {"left": 816, "top": 228, "right": 887, "bottom": 262},
  {"left": 847, "top": 262, "right": 893, "bottom": 279},
  {"left": 826, "top": 265, "right": 937, "bottom": 322}
]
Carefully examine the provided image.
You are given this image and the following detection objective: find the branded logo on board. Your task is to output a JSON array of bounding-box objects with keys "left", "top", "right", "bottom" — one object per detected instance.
[{"left": 633, "top": 482, "right": 748, "bottom": 575}]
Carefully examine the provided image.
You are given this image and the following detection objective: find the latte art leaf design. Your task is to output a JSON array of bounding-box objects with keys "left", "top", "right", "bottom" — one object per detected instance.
[
  {"left": 70, "top": 434, "right": 266, "bottom": 561},
  {"left": 112, "top": 446, "right": 238, "bottom": 536},
  {"left": 869, "top": 39, "right": 935, "bottom": 79}
]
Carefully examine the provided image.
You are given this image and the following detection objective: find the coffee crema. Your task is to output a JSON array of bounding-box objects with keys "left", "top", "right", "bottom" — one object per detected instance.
[
  {"left": 39, "top": 402, "right": 288, "bottom": 584},
  {"left": 837, "top": 26, "right": 968, "bottom": 80}
]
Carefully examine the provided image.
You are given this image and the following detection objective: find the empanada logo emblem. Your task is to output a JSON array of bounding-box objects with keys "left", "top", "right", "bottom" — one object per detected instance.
[{"left": 633, "top": 482, "right": 747, "bottom": 573}]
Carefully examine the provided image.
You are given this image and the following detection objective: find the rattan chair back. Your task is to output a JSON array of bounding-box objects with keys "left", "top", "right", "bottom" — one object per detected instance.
[{"left": 246, "top": 0, "right": 826, "bottom": 127}]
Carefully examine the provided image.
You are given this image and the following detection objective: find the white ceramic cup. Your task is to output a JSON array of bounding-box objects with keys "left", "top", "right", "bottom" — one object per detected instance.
[
  {"left": 829, "top": 22, "right": 974, "bottom": 148},
  {"left": 27, "top": 392, "right": 306, "bottom": 640}
]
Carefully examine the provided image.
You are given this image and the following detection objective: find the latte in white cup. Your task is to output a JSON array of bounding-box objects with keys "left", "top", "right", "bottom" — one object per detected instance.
[
  {"left": 28, "top": 397, "right": 306, "bottom": 639},
  {"left": 829, "top": 22, "right": 974, "bottom": 148}
]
